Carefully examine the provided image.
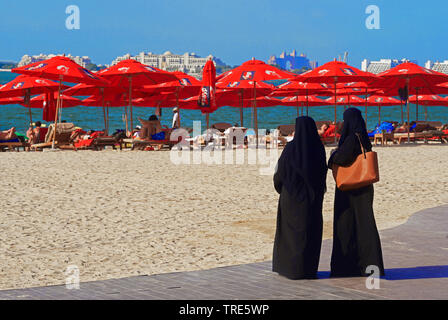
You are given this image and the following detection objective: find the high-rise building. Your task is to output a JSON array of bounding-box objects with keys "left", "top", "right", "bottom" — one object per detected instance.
[
  {"left": 361, "top": 58, "right": 418, "bottom": 74},
  {"left": 267, "top": 50, "right": 318, "bottom": 71},
  {"left": 425, "top": 60, "right": 448, "bottom": 74}
]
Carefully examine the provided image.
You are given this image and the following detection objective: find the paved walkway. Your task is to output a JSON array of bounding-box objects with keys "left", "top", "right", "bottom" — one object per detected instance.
[{"left": 0, "top": 205, "right": 447, "bottom": 300}]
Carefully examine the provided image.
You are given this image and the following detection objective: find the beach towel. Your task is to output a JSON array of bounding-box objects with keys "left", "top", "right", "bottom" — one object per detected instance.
[
  {"left": 151, "top": 131, "right": 165, "bottom": 140},
  {"left": 368, "top": 122, "right": 395, "bottom": 137},
  {"left": 322, "top": 124, "right": 340, "bottom": 138},
  {"left": 0, "top": 138, "right": 20, "bottom": 143}
]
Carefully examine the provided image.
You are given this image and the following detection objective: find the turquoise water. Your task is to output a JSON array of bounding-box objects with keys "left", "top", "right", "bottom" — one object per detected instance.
[{"left": 1, "top": 72, "right": 447, "bottom": 135}]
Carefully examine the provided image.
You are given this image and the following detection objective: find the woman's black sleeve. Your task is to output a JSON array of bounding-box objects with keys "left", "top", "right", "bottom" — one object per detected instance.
[
  {"left": 273, "top": 161, "right": 283, "bottom": 194},
  {"left": 328, "top": 135, "right": 358, "bottom": 167}
]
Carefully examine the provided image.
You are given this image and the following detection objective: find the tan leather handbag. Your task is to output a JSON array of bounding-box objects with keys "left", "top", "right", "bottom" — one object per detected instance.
[{"left": 332, "top": 134, "right": 379, "bottom": 191}]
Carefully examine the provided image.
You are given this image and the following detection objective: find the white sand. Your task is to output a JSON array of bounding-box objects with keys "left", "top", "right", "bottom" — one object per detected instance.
[{"left": 0, "top": 144, "right": 447, "bottom": 290}]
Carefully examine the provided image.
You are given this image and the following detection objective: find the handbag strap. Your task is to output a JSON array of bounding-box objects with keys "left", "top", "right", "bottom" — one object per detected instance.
[{"left": 355, "top": 133, "right": 367, "bottom": 159}]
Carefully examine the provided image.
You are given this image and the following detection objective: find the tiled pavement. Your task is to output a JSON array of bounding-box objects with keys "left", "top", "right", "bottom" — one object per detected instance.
[{"left": 0, "top": 205, "right": 447, "bottom": 300}]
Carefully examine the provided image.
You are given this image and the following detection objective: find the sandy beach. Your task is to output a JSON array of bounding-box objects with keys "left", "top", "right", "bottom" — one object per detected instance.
[{"left": 0, "top": 144, "right": 447, "bottom": 290}]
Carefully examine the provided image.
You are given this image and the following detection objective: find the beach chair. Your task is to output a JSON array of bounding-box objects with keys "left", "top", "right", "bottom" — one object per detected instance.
[
  {"left": 0, "top": 138, "right": 28, "bottom": 152},
  {"left": 30, "top": 123, "right": 76, "bottom": 150},
  {"left": 130, "top": 128, "right": 184, "bottom": 150},
  {"left": 211, "top": 122, "right": 233, "bottom": 133}
]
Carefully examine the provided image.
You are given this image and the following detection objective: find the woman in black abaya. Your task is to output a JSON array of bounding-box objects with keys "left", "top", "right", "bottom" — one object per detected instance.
[
  {"left": 328, "top": 108, "right": 385, "bottom": 277},
  {"left": 273, "top": 116, "right": 328, "bottom": 280}
]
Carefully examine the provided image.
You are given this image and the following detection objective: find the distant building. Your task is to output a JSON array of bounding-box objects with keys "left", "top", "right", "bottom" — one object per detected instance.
[
  {"left": 361, "top": 58, "right": 418, "bottom": 74},
  {"left": 111, "top": 51, "right": 225, "bottom": 79},
  {"left": 18, "top": 54, "right": 92, "bottom": 68},
  {"left": 425, "top": 60, "right": 448, "bottom": 74},
  {"left": 267, "top": 50, "right": 318, "bottom": 71}
]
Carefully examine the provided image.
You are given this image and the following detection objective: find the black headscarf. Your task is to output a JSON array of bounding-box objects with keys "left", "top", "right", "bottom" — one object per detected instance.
[
  {"left": 338, "top": 108, "right": 372, "bottom": 151},
  {"left": 277, "top": 116, "right": 328, "bottom": 202}
]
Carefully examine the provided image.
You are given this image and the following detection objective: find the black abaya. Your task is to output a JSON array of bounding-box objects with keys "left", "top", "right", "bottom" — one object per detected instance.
[
  {"left": 328, "top": 108, "right": 385, "bottom": 277},
  {"left": 272, "top": 116, "right": 327, "bottom": 280}
]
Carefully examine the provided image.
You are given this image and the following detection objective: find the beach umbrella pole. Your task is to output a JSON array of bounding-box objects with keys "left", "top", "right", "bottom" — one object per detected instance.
[
  {"left": 52, "top": 78, "right": 63, "bottom": 149},
  {"left": 415, "top": 88, "right": 419, "bottom": 122},
  {"left": 334, "top": 78, "right": 338, "bottom": 144},
  {"left": 129, "top": 77, "right": 133, "bottom": 135},
  {"left": 406, "top": 81, "right": 410, "bottom": 144},
  {"left": 238, "top": 90, "right": 244, "bottom": 127}
]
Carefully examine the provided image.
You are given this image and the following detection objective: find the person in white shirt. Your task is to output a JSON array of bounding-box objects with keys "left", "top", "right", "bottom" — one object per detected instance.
[{"left": 172, "top": 107, "right": 180, "bottom": 129}]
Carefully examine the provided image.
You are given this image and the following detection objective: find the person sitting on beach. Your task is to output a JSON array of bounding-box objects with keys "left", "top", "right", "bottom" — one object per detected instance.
[
  {"left": 26, "top": 121, "right": 43, "bottom": 144},
  {"left": 138, "top": 115, "right": 166, "bottom": 140},
  {"left": 0, "top": 127, "right": 18, "bottom": 141},
  {"left": 224, "top": 123, "right": 246, "bottom": 148},
  {"left": 133, "top": 125, "right": 142, "bottom": 139}
]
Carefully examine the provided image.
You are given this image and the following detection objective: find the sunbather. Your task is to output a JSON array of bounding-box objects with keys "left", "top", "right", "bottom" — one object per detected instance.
[
  {"left": 26, "top": 121, "right": 43, "bottom": 144},
  {"left": 0, "top": 127, "right": 18, "bottom": 140},
  {"left": 317, "top": 123, "right": 329, "bottom": 136},
  {"left": 138, "top": 115, "right": 166, "bottom": 140}
]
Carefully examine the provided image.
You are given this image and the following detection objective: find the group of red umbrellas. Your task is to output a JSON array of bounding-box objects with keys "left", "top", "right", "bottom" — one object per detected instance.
[{"left": 1, "top": 55, "right": 448, "bottom": 146}]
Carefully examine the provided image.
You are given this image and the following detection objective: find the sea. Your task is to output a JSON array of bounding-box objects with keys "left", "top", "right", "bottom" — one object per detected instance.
[{"left": 1, "top": 72, "right": 447, "bottom": 135}]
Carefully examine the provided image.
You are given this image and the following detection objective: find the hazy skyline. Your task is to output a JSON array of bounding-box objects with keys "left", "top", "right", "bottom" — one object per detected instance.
[{"left": 1, "top": 0, "right": 447, "bottom": 67}]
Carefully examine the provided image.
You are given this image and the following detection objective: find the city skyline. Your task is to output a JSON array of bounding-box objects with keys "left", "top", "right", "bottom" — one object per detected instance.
[{"left": 1, "top": 0, "right": 448, "bottom": 68}]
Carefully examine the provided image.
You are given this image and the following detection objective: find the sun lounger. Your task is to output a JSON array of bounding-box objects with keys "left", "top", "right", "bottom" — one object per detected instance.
[
  {"left": 211, "top": 122, "right": 233, "bottom": 133},
  {"left": 30, "top": 123, "right": 76, "bottom": 150},
  {"left": 393, "top": 131, "right": 447, "bottom": 144},
  {"left": 0, "top": 139, "right": 29, "bottom": 152}
]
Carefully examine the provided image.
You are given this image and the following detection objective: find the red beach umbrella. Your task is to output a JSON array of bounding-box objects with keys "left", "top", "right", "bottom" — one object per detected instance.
[
  {"left": 325, "top": 95, "right": 366, "bottom": 106},
  {"left": 270, "top": 80, "right": 332, "bottom": 116},
  {"left": 0, "top": 75, "right": 69, "bottom": 98},
  {"left": 12, "top": 56, "right": 108, "bottom": 147},
  {"left": 97, "top": 59, "right": 177, "bottom": 133},
  {"left": 376, "top": 62, "right": 448, "bottom": 142},
  {"left": 0, "top": 75, "right": 70, "bottom": 124},
  {"left": 293, "top": 60, "right": 379, "bottom": 143},
  {"left": 11, "top": 56, "right": 108, "bottom": 85},
  {"left": 26, "top": 93, "right": 81, "bottom": 108},
  {"left": 409, "top": 94, "right": 448, "bottom": 121},
  {"left": 198, "top": 60, "right": 217, "bottom": 128},
  {"left": 365, "top": 95, "right": 401, "bottom": 125},
  {"left": 0, "top": 97, "right": 23, "bottom": 105},
  {"left": 141, "top": 71, "right": 202, "bottom": 99},
  {"left": 216, "top": 59, "right": 290, "bottom": 140},
  {"left": 24, "top": 93, "right": 81, "bottom": 122}
]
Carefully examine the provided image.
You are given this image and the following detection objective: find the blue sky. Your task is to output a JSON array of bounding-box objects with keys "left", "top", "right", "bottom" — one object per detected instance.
[{"left": 1, "top": 0, "right": 447, "bottom": 68}]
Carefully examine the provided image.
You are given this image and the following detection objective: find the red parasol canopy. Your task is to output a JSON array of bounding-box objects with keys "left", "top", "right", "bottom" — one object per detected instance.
[
  {"left": 270, "top": 80, "right": 333, "bottom": 97},
  {"left": 408, "top": 94, "right": 448, "bottom": 106},
  {"left": 97, "top": 59, "right": 177, "bottom": 86},
  {"left": 280, "top": 95, "right": 330, "bottom": 107},
  {"left": 216, "top": 60, "right": 283, "bottom": 130},
  {"left": 293, "top": 60, "right": 379, "bottom": 143},
  {"left": 0, "top": 97, "right": 23, "bottom": 105},
  {"left": 97, "top": 59, "right": 178, "bottom": 133},
  {"left": 12, "top": 56, "right": 108, "bottom": 85},
  {"left": 325, "top": 95, "right": 366, "bottom": 106},
  {"left": 26, "top": 93, "right": 82, "bottom": 108},
  {"left": 375, "top": 62, "right": 448, "bottom": 91},
  {"left": 218, "top": 58, "right": 294, "bottom": 83},
  {"left": 293, "top": 60, "right": 379, "bottom": 84},
  {"left": 0, "top": 75, "right": 69, "bottom": 98},
  {"left": 141, "top": 71, "right": 202, "bottom": 99},
  {"left": 366, "top": 95, "right": 401, "bottom": 106}
]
